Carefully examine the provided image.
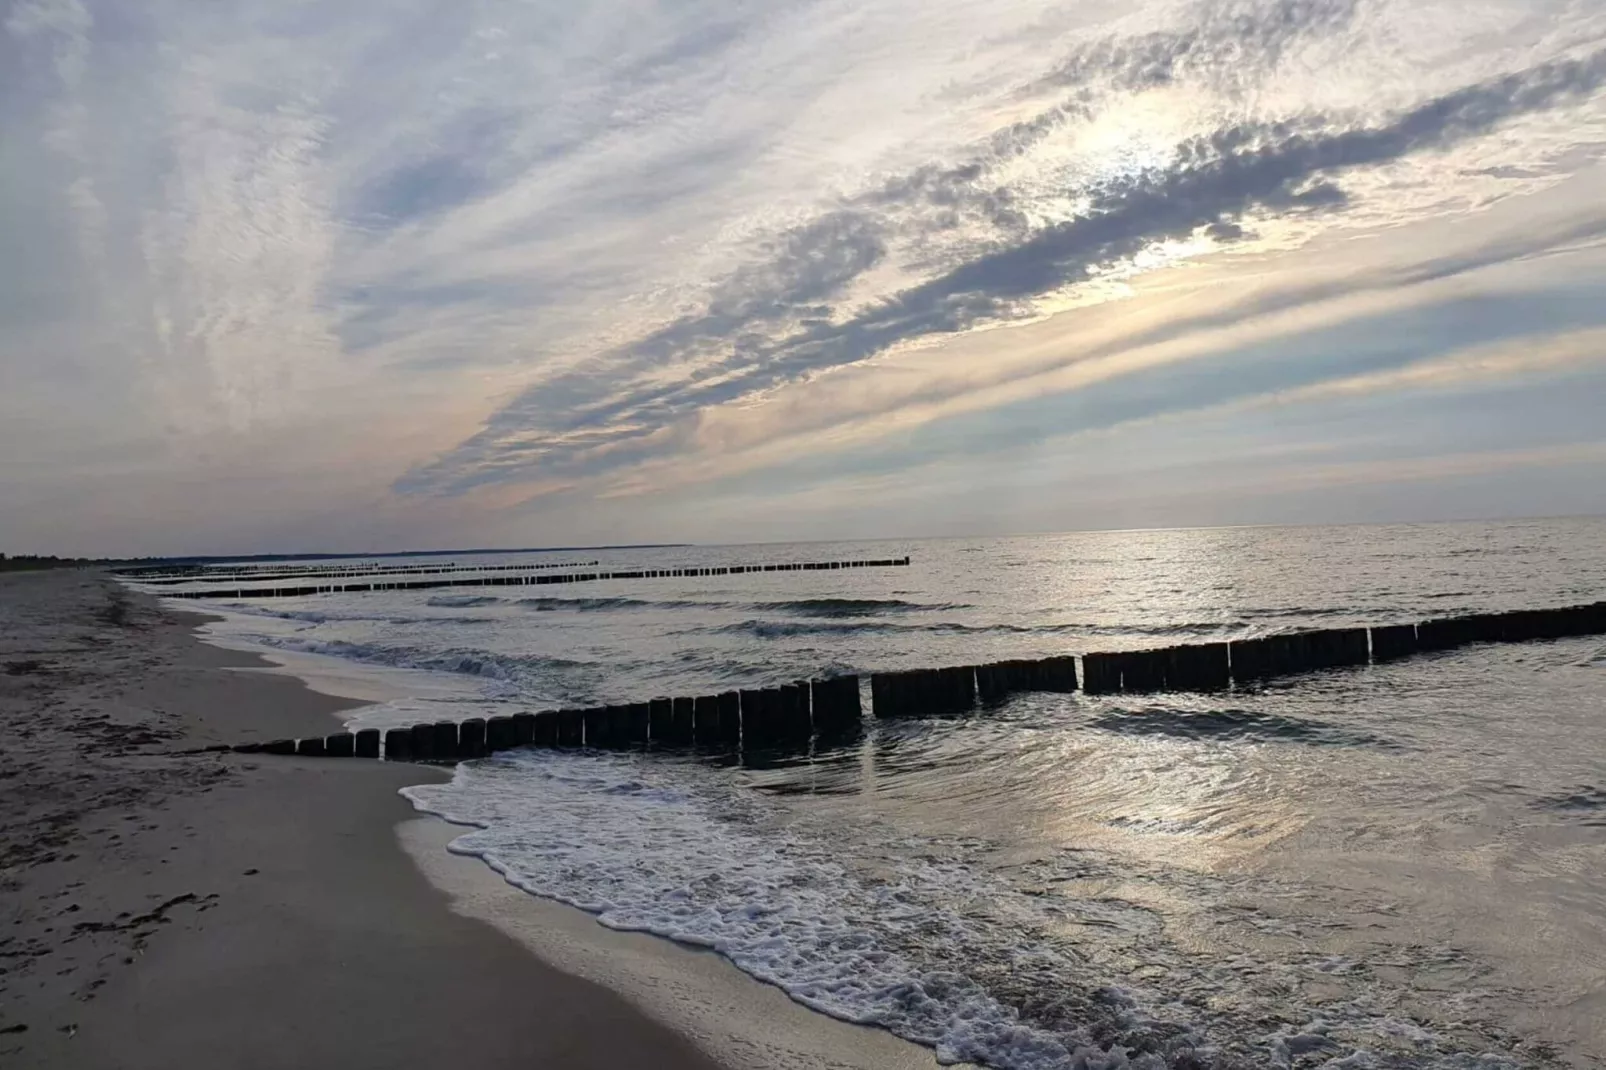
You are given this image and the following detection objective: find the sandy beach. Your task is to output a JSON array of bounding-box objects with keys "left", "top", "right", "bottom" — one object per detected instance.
[{"left": 0, "top": 569, "right": 725, "bottom": 1069}]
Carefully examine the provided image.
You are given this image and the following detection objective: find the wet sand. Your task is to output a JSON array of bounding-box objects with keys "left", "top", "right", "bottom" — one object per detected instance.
[{"left": 0, "top": 570, "right": 722, "bottom": 1069}]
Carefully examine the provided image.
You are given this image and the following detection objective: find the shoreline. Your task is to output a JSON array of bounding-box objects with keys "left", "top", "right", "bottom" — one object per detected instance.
[
  {"left": 399, "top": 817, "right": 963, "bottom": 1070},
  {"left": 3, "top": 570, "right": 951, "bottom": 1070},
  {"left": 184, "top": 585, "right": 959, "bottom": 1070},
  {"left": 0, "top": 570, "right": 721, "bottom": 1069}
]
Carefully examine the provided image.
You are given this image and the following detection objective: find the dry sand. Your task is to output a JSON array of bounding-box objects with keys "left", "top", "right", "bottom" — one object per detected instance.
[{"left": 0, "top": 570, "right": 722, "bottom": 1069}]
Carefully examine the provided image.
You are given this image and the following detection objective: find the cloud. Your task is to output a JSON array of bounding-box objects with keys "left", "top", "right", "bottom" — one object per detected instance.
[
  {"left": 6, "top": 0, "right": 1606, "bottom": 553},
  {"left": 1028, "top": 0, "right": 1362, "bottom": 95},
  {"left": 612, "top": 273, "right": 1606, "bottom": 504},
  {"left": 402, "top": 41, "right": 1606, "bottom": 496}
]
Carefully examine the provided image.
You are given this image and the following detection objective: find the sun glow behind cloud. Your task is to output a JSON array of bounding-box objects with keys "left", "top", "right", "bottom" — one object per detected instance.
[{"left": 2, "top": 0, "right": 1605, "bottom": 554}]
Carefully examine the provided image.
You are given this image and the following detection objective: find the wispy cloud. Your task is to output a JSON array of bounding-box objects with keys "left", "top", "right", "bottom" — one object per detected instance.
[
  {"left": 396, "top": 7, "right": 1606, "bottom": 498},
  {"left": 3, "top": 0, "right": 1606, "bottom": 553}
]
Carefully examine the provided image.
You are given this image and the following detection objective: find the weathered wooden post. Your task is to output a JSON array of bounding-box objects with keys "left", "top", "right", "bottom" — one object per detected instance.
[
  {"left": 975, "top": 663, "right": 1006, "bottom": 702},
  {"left": 716, "top": 691, "right": 741, "bottom": 744},
  {"left": 1369, "top": 623, "right": 1417, "bottom": 662},
  {"left": 692, "top": 695, "right": 722, "bottom": 745},
  {"left": 621, "top": 703, "right": 651, "bottom": 745},
  {"left": 486, "top": 716, "right": 517, "bottom": 752},
  {"left": 649, "top": 698, "right": 674, "bottom": 743},
  {"left": 811, "top": 676, "right": 862, "bottom": 740},
  {"left": 940, "top": 666, "right": 977, "bottom": 710},
  {"left": 869, "top": 672, "right": 898, "bottom": 717},
  {"left": 354, "top": 728, "right": 381, "bottom": 758},
  {"left": 432, "top": 721, "right": 461, "bottom": 760},
  {"left": 671, "top": 697, "right": 696, "bottom": 743},
  {"left": 1119, "top": 650, "right": 1166, "bottom": 693},
  {"left": 1165, "top": 643, "right": 1228, "bottom": 691},
  {"left": 530, "top": 711, "right": 560, "bottom": 747},
  {"left": 1081, "top": 653, "right": 1119, "bottom": 695},
  {"left": 459, "top": 718, "right": 487, "bottom": 758},
  {"left": 384, "top": 728, "right": 413, "bottom": 761},
  {"left": 582, "top": 706, "right": 616, "bottom": 748},
  {"left": 1265, "top": 634, "right": 1307, "bottom": 677},
  {"left": 778, "top": 683, "right": 811, "bottom": 741},
  {"left": 556, "top": 709, "right": 584, "bottom": 747},
  {"left": 738, "top": 689, "right": 773, "bottom": 746},
  {"left": 1037, "top": 656, "right": 1080, "bottom": 693},
  {"left": 1332, "top": 628, "right": 1370, "bottom": 668}
]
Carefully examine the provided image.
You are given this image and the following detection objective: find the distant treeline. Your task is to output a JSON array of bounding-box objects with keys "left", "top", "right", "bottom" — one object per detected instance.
[{"left": 0, "top": 553, "right": 97, "bottom": 573}]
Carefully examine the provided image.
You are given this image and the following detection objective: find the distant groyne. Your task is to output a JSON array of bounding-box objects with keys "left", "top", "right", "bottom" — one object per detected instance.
[
  {"left": 159, "top": 556, "right": 913, "bottom": 601},
  {"left": 130, "top": 559, "right": 600, "bottom": 585}
]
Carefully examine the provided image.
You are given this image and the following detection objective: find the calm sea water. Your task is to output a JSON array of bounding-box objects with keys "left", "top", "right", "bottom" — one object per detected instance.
[{"left": 145, "top": 519, "right": 1606, "bottom": 1069}]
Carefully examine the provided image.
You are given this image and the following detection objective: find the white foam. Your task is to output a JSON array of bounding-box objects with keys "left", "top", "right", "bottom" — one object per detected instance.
[
  {"left": 397, "top": 817, "right": 958, "bottom": 1070},
  {"left": 401, "top": 749, "right": 1536, "bottom": 1070},
  {"left": 403, "top": 751, "right": 1209, "bottom": 1070}
]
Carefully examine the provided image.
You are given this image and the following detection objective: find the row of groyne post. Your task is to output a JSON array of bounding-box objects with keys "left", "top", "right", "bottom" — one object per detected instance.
[
  {"left": 880, "top": 601, "right": 1606, "bottom": 710},
  {"left": 163, "top": 556, "right": 913, "bottom": 601},
  {"left": 234, "top": 600, "right": 1605, "bottom": 763},
  {"left": 130, "top": 559, "right": 601, "bottom": 586},
  {"left": 237, "top": 674, "right": 866, "bottom": 762}
]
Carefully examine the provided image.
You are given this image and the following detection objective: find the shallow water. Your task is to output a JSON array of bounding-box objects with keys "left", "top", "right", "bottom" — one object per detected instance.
[{"left": 143, "top": 518, "right": 1606, "bottom": 1069}]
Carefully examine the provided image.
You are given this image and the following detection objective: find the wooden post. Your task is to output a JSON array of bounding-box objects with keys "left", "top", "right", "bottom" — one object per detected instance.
[
  {"left": 459, "top": 718, "right": 487, "bottom": 758},
  {"left": 513, "top": 706, "right": 539, "bottom": 742},
  {"left": 583, "top": 706, "right": 617, "bottom": 749},
  {"left": 384, "top": 728, "right": 413, "bottom": 761},
  {"left": 716, "top": 691, "right": 741, "bottom": 744},
  {"left": 779, "top": 683, "right": 810, "bottom": 741},
  {"left": 530, "top": 711, "right": 560, "bottom": 747},
  {"left": 354, "top": 729, "right": 380, "bottom": 758},
  {"left": 812, "top": 676, "right": 862, "bottom": 740},
  {"left": 621, "top": 703, "right": 651, "bottom": 745},
  {"left": 432, "top": 721, "right": 461, "bottom": 760},
  {"left": 648, "top": 698, "right": 674, "bottom": 743},
  {"left": 486, "top": 716, "right": 517, "bottom": 752},
  {"left": 692, "top": 695, "right": 722, "bottom": 745},
  {"left": 1118, "top": 650, "right": 1165, "bottom": 693},
  {"left": 1081, "top": 653, "right": 1118, "bottom": 695},
  {"left": 975, "top": 663, "right": 1005, "bottom": 702},
  {"left": 670, "top": 696, "right": 695, "bottom": 743},
  {"left": 941, "top": 666, "right": 975, "bottom": 710},
  {"left": 738, "top": 689, "right": 772, "bottom": 746},
  {"left": 1369, "top": 623, "right": 1417, "bottom": 662},
  {"left": 556, "top": 709, "right": 584, "bottom": 747},
  {"left": 410, "top": 723, "right": 437, "bottom": 760}
]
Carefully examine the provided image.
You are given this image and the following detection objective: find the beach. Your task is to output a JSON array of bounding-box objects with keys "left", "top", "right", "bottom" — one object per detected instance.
[
  {"left": 8, "top": 521, "right": 1605, "bottom": 1070},
  {"left": 106, "top": 522, "right": 1606, "bottom": 1070},
  {"left": 0, "top": 569, "right": 728, "bottom": 1068}
]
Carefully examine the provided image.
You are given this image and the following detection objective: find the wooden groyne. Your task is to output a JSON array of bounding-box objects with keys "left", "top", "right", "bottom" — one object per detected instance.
[
  {"left": 230, "top": 599, "right": 1603, "bottom": 764},
  {"left": 163, "top": 556, "right": 913, "bottom": 600},
  {"left": 237, "top": 674, "right": 866, "bottom": 762},
  {"left": 870, "top": 601, "right": 1605, "bottom": 708},
  {"left": 133, "top": 560, "right": 600, "bottom": 586}
]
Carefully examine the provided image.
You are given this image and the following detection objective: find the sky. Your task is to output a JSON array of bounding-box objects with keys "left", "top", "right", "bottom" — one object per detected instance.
[{"left": 3, "top": 0, "right": 1605, "bottom": 556}]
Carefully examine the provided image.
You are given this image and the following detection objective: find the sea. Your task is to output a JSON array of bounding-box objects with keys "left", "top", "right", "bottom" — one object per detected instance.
[{"left": 135, "top": 518, "right": 1606, "bottom": 1070}]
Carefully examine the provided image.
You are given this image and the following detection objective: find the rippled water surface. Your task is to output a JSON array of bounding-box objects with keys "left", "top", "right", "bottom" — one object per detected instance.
[{"left": 148, "top": 519, "right": 1606, "bottom": 1069}]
